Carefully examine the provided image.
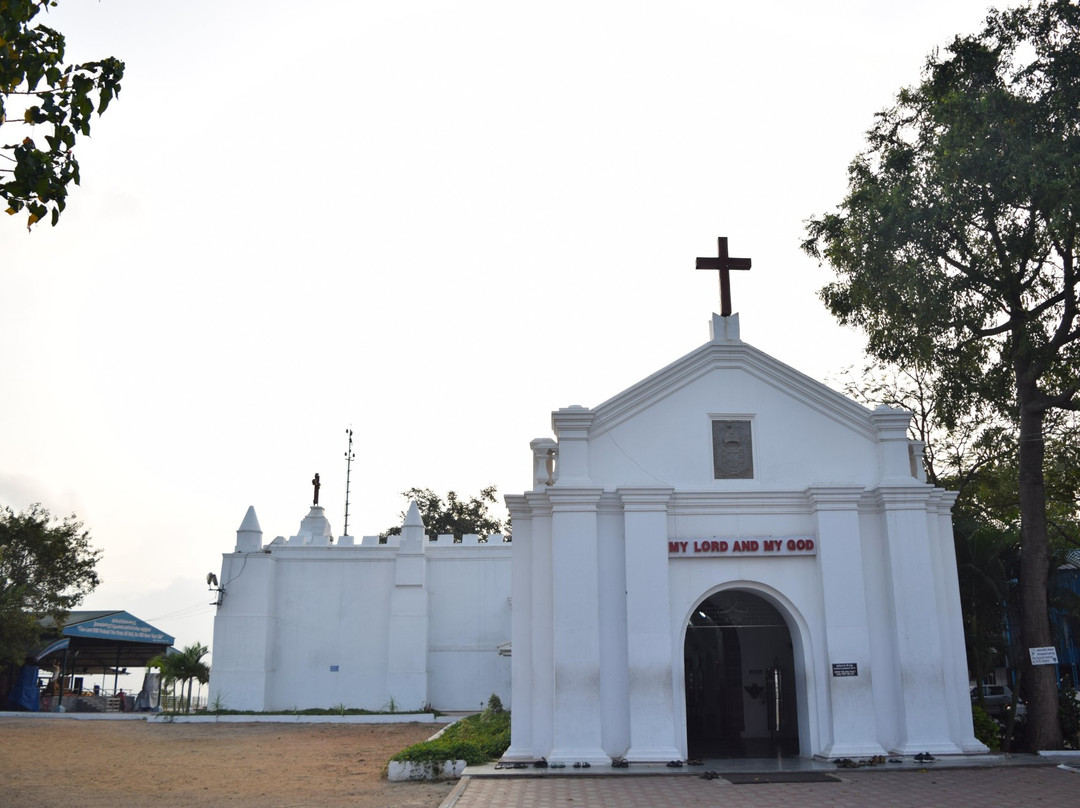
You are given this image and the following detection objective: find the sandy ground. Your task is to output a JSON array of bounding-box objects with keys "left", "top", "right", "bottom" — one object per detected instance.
[{"left": 0, "top": 717, "right": 456, "bottom": 808}]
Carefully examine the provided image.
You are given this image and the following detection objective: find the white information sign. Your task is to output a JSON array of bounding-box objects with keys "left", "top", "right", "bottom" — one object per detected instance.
[{"left": 1029, "top": 646, "right": 1059, "bottom": 666}]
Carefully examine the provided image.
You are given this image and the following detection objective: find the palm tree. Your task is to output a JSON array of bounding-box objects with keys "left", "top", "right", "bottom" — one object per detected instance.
[
  {"left": 149, "top": 642, "right": 210, "bottom": 713},
  {"left": 175, "top": 643, "right": 210, "bottom": 713}
]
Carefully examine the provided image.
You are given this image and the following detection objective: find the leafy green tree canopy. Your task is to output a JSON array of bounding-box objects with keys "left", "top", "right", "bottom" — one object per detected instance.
[
  {"left": 803, "top": 0, "right": 1080, "bottom": 750},
  {"left": 0, "top": 502, "right": 101, "bottom": 666},
  {"left": 381, "top": 486, "right": 507, "bottom": 542},
  {"left": 1, "top": 0, "right": 124, "bottom": 228}
]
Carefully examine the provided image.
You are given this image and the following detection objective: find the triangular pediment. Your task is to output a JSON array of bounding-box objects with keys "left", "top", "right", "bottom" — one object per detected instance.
[{"left": 589, "top": 330, "right": 875, "bottom": 442}]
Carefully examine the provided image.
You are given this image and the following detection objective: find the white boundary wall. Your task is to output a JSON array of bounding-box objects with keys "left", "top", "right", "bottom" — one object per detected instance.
[{"left": 209, "top": 503, "right": 511, "bottom": 713}]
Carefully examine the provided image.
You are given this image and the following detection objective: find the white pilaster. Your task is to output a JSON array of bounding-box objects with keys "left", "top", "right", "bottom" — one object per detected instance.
[
  {"left": 619, "top": 487, "right": 682, "bottom": 762},
  {"left": 503, "top": 494, "right": 535, "bottom": 760},
  {"left": 876, "top": 485, "right": 962, "bottom": 755},
  {"left": 551, "top": 407, "right": 594, "bottom": 485},
  {"left": 387, "top": 501, "right": 429, "bottom": 711},
  {"left": 526, "top": 491, "right": 555, "bottom": 758},
  {"left": 548, "top": 487, "right": 607, "bottom": 764},
  {"left": 807, "top": 486, "right": 885, "bottom": 758},
  {"left": 870, "top": 407, "right": 917, "bottom": 483},
  {"left": 929, "top": 490, "right": 988, "bottom": 754}
]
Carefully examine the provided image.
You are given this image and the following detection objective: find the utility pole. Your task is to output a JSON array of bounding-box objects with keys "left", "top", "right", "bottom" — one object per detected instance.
[{"left": 343, "top": 428, "right": 355, "bottom": 537}]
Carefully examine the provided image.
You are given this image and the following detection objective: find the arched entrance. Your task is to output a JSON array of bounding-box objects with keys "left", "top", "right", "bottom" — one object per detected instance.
[{"left": 684, "top": 590, "right": 799, "bottom": 758}]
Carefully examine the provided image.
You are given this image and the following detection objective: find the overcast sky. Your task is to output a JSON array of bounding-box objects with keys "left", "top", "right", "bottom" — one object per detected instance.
[{"left": 2, "top": 1, "right": 1002, "bottom": 682}]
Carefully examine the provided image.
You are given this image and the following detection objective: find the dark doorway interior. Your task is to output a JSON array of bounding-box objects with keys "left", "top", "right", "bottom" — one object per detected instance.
[{"left": 685, "top": 590, "right": 799, "bottom": 758}]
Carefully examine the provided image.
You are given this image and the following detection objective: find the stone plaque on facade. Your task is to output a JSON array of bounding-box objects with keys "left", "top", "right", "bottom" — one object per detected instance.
[{"left": 712, "top": 420, "right": 753, "bottom": 479}]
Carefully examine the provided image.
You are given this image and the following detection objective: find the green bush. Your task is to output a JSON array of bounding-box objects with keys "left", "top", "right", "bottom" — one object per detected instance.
[
  {"left": 391, "top": 709, "right": 511, "bottom": 766},
  {"left": 971, "top": 704, "right": 1001, "bottom": 752},
  {"left": 480, "top": 693, "right": 505, "bottom": 722}
]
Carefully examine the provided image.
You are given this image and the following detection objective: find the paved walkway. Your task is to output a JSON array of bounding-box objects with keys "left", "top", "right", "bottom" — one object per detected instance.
[{"left": 441, "top": 758, "right": 1080, "bottom": 808}]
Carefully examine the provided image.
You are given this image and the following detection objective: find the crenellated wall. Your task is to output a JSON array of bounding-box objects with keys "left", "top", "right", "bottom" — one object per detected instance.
[{"left": 209, "top": 503, "right": 512, "bottom": 713}]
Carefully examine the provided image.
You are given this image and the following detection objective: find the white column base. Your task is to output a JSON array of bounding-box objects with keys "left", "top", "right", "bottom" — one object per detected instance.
[
  {"left": 820, "top": 742, "right": 886, "bottom": 759},
  {"left": 501, "top": 745, "right": 535, "bottom": 761},
  {"left": 888, "top": 741, "right": 964, "bottom": 756},
  {"left": 624, "top": 745, "right": 684, "bottom": 763},
  {"left": 548, "top": 747, "right": 609, "bottom": 766}
]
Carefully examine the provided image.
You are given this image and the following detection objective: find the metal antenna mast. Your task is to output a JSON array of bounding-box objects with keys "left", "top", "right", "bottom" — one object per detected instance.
[{"left": 343, "top": 428, "right": 355, "bottom": 537}]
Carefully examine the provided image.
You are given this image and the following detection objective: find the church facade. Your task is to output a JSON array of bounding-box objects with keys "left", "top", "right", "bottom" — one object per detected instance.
[
  {"left": 504, "top": 313, "right": 985, "bottom": 762},
  {"left": 209, "top": 308, "right": 984, "bottom": 761}
]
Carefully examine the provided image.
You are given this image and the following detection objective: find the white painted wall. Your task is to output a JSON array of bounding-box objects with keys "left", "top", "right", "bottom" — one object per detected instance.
[
  {"left": 209, "top": 505, "right": 511, "bottom": 713},
  {"left": 507, "top": 314, "right": 986, "bottom": 762}
]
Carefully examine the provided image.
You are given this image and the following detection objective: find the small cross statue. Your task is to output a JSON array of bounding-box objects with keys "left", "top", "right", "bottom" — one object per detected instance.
[
  {"left": 311, "top": 473, "right": 321, "bottom": 506},
  {"left": 696, "top": 236, "right": 751, "bottom": 317}
]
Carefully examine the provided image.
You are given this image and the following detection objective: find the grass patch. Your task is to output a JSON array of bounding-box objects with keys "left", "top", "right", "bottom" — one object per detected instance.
[{"left": 391, "top": 710, "right": 510, "bottom": 766}]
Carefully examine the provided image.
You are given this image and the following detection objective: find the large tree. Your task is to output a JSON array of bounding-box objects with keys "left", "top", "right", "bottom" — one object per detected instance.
[
  {"left": 1, "top": 0, "right": 124, "bottom": 228},
  {"left": 381, "top": 486, "right": 507, "bottom": 542},
  {"left": 803, "top": 0, "right": 1080, "bottom": 749},
  {"left": 0, "top": 503, "right": 101, "bottom": 666}
]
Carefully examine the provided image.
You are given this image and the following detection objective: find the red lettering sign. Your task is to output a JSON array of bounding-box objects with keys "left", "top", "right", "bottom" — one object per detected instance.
[{"left": 669, "top": 537, "right": 816, "bottom": 557}]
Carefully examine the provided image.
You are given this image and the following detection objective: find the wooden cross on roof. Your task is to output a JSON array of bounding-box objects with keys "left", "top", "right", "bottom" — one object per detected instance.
[{"left": 696, "top": 236, "right": 751, "bottom": 317}]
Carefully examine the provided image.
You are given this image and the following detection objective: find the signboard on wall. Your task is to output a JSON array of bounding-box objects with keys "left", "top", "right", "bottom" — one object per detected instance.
[
  {"left": 62, "top": 611, "right": 173, "bottom": 645},
  {"left": 668, "top": 537, "right": 816, "bottom": 557},
  {"left": 1030, "top": 646, "right": 1059, "bottom": 666}
]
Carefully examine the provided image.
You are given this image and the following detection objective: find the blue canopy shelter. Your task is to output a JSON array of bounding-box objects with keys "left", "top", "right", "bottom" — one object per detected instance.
[{"left": 32, "top": 610, "right": 174, "bottom": 709}]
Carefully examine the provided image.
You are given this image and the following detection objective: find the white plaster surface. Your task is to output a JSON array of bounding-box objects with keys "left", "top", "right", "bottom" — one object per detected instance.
[
  {"left": 211, "top": 313, "right": 983, "bottom": 764},
  {"left": 508, "top": 314, "right": 985, "bottom": 763},
  {"left": 209, "top": 503, "right": 510, "bottom": 713}
]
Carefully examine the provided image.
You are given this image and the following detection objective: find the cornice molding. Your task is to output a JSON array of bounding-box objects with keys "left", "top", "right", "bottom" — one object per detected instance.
[
  {"left": 670, "top": 489, "right": 814, "bottom": 515},
  {"left": 546, "top": 487, "right": 605, "bottom": 512},
  {"left": 616, "top": 486, "right": 676, "bottom": 510},
  {"left": 588, "top": 340, "right": 877, "bottom": 441},
  {"left": 804, "top": 485, "right": 867, "bottom": 511}
]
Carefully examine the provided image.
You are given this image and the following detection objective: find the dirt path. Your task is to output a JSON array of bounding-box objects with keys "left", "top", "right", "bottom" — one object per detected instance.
[{"left": 0, "top": 717, "right": 455, "bottom": 808}]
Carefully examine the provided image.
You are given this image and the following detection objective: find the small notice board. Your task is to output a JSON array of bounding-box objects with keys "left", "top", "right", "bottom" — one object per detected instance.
[
  {"left": 832, "top": 663, "right": 858, "bottom": 677},
  {"left": 1029, "top": 647, "right": 1059, "bottom": 666}
]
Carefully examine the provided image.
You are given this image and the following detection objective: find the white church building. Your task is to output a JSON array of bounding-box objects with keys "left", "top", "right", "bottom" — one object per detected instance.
[
  {"left": 210, "top": 306, "right": 984, "bottom": 761},
  {"left": 504, "top": 312, "right": 984, "bottom": 762}
]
